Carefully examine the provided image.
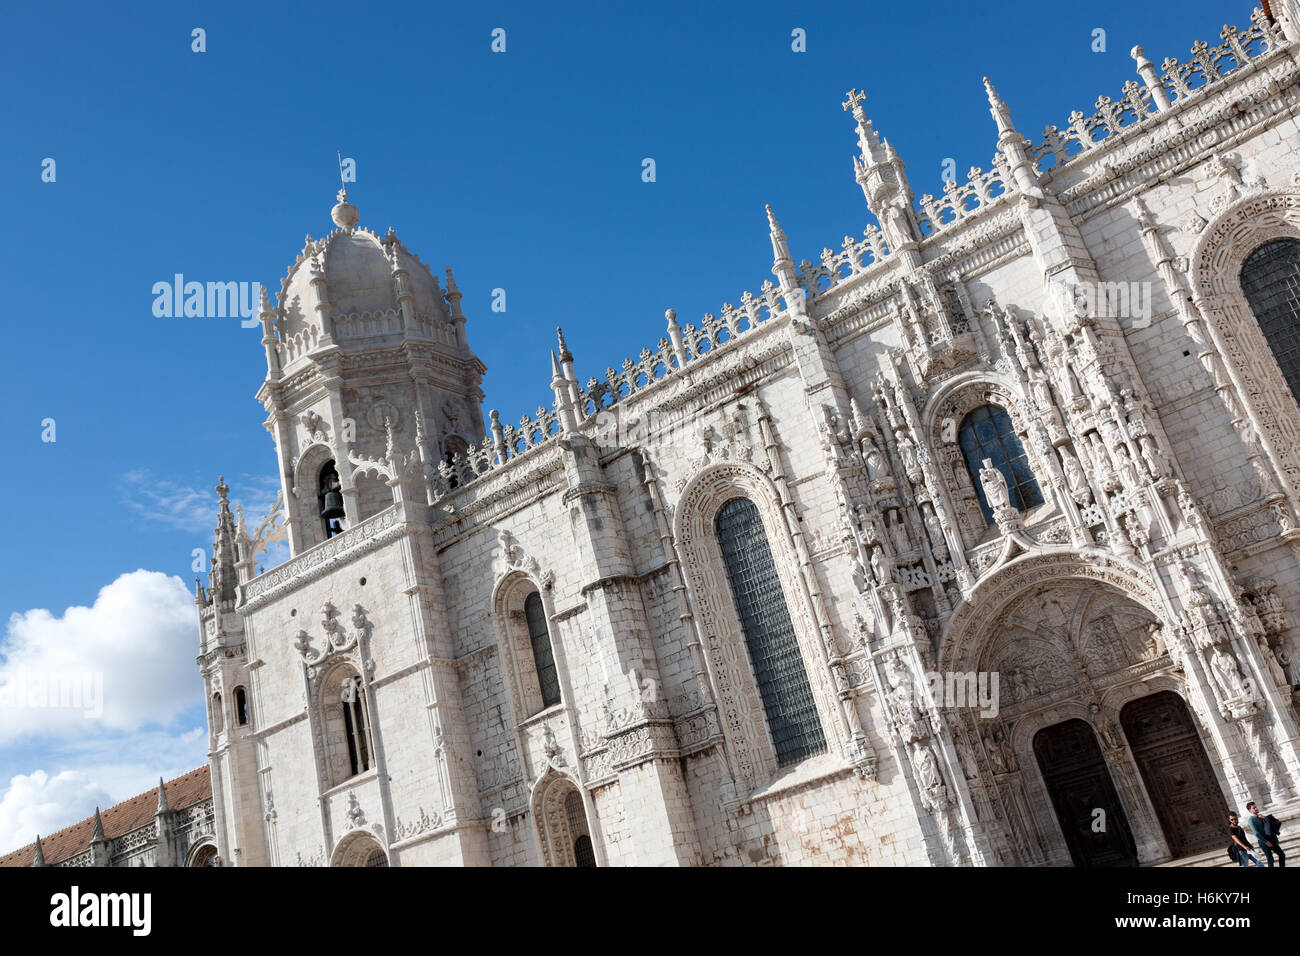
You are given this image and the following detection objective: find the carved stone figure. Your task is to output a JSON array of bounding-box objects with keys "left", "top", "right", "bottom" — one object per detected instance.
[
  {"left": 979, "top": 458, "right": 1011, "bottom": 511},
  {"left": 1209, "top": 645, "right": 1249, "bottom": 701},
  {"left": 1058, "top": 445, "right": 1093, "bottom": 505}
]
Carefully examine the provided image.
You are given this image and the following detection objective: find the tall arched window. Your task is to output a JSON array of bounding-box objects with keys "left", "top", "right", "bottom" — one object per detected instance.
[
  {"left": 958, "top": 404, "right": 1043, "bottom": 524},
  {"left": 715, "top": 498, "right": 826, "bottom": 766},
  {"left": 321, "top": 670, "right": 373, "bottom": 784},
  {"left": 211, "top": 692, "right": 224, "bottom": 734},
  {"left": 1240, "top": 239, "right": 1300, "bottom": 406},
  {"left": 234, "top": 686, "right": 249, "bottom": 726},
  {"left": 565, "top": 790, "right": 597, "bottom": 867},
  {"left": 524, "top": 592, "right": 562, "bottom": 709},
  {"left": 340, "top": 676, "right": 371, "bottom": 777}
]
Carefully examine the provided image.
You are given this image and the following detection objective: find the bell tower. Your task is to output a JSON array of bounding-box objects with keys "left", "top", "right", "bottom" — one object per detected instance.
[{"left": 255, "top": 189, "right": 488, "bottom": 554}]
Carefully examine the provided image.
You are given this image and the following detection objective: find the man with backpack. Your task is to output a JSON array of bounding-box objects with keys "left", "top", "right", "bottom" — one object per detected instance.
[
  {"left": 1229, "top": 812, "right": 1263, "bottom": 866},
  {"left": 1246, "top": 801, "right": 1286, "bottom": 868}
]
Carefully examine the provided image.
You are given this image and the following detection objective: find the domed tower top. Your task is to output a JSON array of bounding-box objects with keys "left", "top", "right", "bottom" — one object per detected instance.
[
  {"left": 252, "top": 187, "right": 486, "bottom": 556},
  {"left": 260, "top": 188, "right": 472, "bottom": 377}
]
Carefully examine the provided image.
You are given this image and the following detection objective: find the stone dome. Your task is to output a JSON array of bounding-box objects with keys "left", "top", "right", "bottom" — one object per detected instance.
[{"left": 274, "top": 194, "right": 451, "bottom": 343}]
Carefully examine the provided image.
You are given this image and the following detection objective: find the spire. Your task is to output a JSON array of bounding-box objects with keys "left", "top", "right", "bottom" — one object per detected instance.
[
  {"left": 156, "top": 776, "right": 169, "bottom": 813},
  {"left": 983, "top": 77, "right": 1017, "bottom": 138},
  {"left": 91, "top": 808, "right": 106, "bottom": 843},
  {"left": 32, "top": 835, "right": 45, "bottom": 866},
  {"left": 842, "top": 87, "right": 881, "bottom": 162},
  {"left": 766, "top": 204, "right": 792, "bottom": 266},
  {"left": 210, "top": 476, "right": 239, "bottom": 604},
  {"left": 556, "top": 326, "right": 573, "bottom": 364},
  {"left": 551, "top": 351, "right": 579, "bottom": 433}
]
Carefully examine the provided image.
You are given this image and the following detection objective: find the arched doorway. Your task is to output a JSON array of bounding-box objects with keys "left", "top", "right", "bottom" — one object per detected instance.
[
  {"left": 1033, "top": 720, "right": 1138, "bottom": 867},
  {"left": 1121, "top": 692, "right": 1228, "bottom": 859},
  {"left": 533, "top": 772, "right": 598, "bottom": 867},
  {"left": 936, "top": 553, "right": 1180, "bottom": 866},
  {"left": 186, "top": 842, "right": 219, "bottom": 867},
  {"left": 331, "top": 831, "right": 389, "bottom": 867}
]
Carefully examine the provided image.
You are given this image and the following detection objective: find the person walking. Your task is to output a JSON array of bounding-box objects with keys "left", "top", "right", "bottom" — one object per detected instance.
[
  {"left": 1229, "top": 812, "right": 1263, "bottom": 867},
  {"left": 1246, "top": 801, "right": 1286, "bottom": 868}
]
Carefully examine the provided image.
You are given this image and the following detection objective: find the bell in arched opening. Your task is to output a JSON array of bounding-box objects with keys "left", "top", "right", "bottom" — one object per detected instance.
[{"left": 319, "top": 461, "right": 345, "bottom": 537}]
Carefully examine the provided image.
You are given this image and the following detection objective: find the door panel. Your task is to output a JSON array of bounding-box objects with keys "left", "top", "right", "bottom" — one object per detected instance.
[
  {"left": 1121, "top": 692, "right": 1227, "bottom": 859},
  {"left": 1034, "top": 719, "right": 1139, "bottom": 867}
]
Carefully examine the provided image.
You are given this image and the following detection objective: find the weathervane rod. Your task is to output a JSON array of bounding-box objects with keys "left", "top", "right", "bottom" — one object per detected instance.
[{"left": 336, "top": 149, "right": 345, "bottom": 190}]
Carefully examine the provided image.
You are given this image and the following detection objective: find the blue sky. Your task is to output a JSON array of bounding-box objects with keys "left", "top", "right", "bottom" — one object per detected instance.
[{"left": 0, "top": 0, "right": 1257, "bottom": 851}]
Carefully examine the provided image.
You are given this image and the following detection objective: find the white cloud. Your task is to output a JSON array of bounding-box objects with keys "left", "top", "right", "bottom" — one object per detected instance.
[
  {"left": 0, "top": 770, "right": 112, "bottom": 854},
  {"left": 0, "top": 728, "right": 211, "bottom": 856},
  {"left": 120, "top": 470, "right": 280, "bottom": 534},
  {"left": 0, "top": 570, "right": 200, "bottom": 743}
]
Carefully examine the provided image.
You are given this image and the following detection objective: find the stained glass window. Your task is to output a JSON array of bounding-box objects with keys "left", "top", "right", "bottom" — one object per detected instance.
[
  {"left": 958, "top": 404, "right": 1044, "bottom": 524},
  {"left": 715, "top": 498, "right": 826, "bottom": 766},
  {"left": 525, "top": 591, "right": 562, "bottom": 708},
  {"left": 1240, "top": 239, "right": 1300, "bottom": 407}
]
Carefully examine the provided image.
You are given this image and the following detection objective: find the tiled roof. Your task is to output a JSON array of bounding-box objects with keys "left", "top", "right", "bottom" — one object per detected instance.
[{"left": 0, "top": 766, "right": 211, "bottom": 868}]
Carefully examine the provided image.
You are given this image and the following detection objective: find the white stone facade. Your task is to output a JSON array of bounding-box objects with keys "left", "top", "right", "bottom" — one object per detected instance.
[{"left": 199, "top": 6, "right": 1300, "bottom": 866}]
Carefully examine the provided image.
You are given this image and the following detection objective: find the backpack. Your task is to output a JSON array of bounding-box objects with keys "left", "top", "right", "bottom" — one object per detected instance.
[
  {"left": 1265, "top": 814, "right": 1282, "bottom": 839},
  {"left": 1227, "top": 843, "right": 1240, "bottom": 862}
]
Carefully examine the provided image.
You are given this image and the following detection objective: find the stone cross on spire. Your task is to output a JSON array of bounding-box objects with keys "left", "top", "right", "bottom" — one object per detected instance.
[{"left": 841, "top": 88, "right": 867, "bottom": 117}]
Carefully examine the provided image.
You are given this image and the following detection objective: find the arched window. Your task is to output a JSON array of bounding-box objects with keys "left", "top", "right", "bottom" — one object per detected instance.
[
  {"left": 1240, "top": 239, "right": 1300, "bottom": 406},
  {"left": 211, "top": 692, "right": 223, "bottom": 734},
  {"left": 321, "top": 670, "right": 374, "bottom": 784},
  {"left": 958, "top": 404, "right": 1043, "bottom": 524},
  {"left": 233, "top": 686, "right": 249, "bottom": 726},
  {"left": 341, "top": 676, "right": 371, "bottom": 777},
  {"left": 319, "top": 461, "right": 345, "bottom": 539},
  {"left": 715, "top": 498, "right": 826, "bottom": 766},
  {"left": 566, "top": 790, "right": 597, "bottom": 867},
  {"left": 524, "top": 592, "right": 562, "bottom": 709}
]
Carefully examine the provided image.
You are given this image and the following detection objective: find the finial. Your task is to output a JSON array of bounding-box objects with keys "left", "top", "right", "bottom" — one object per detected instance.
[
  {"left": 414, "top": 409, "right": 427, "bottom": 445},
  {"left": 550, "top": 349, "right": 564, "bottom": 382},
  {"left": 32, "top": 835, "right": 44, "bottom": 866},
  {"left": 216, "top": 476, "right": 229, "bottom": 500},
  {"left": 665, "top": 308, "right": 679, "bottom": 329},
  {"left": 556, "top": 326, "right": 573, "bottom": 364},
  {"left": 984, "top": 77, "right": 1016, "bottom": 137},
  {"left": 766, "top": 204, "right": 791, "bottom": 267},
  {"left": 384, "top": 417, "right": 396, "bottom": 458},
  {"left": 157, "top": 777, "right": 169, "bottom": 813},
  {"left": 841, "top": 88, "right": 867, "bottom": 117},
  {"left": 92, "top": 808, "right": 106, "bottom": 842},
  {"left": 444, "top": 266, "right": 460, "bottom": 295},
  {"left": 330, "top": 187, "right": 359, "bottom": 231}
]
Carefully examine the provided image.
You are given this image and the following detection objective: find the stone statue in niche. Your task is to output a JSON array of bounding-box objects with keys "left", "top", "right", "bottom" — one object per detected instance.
[
  {"left": 886, "top": 509, "right": 912, "bottom": 556},
  {"left": 911, "top": 740, "right": 946, "bottom": 799},
  {"left": 1058, "top": 445, "right": 1092, "bottom": 506},
  {"left": 980, "top": 458, "right": 1011, "bottom": 511},
  {"left": 1209, "top": 645, "right": 1249, "bottom": 701}
]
